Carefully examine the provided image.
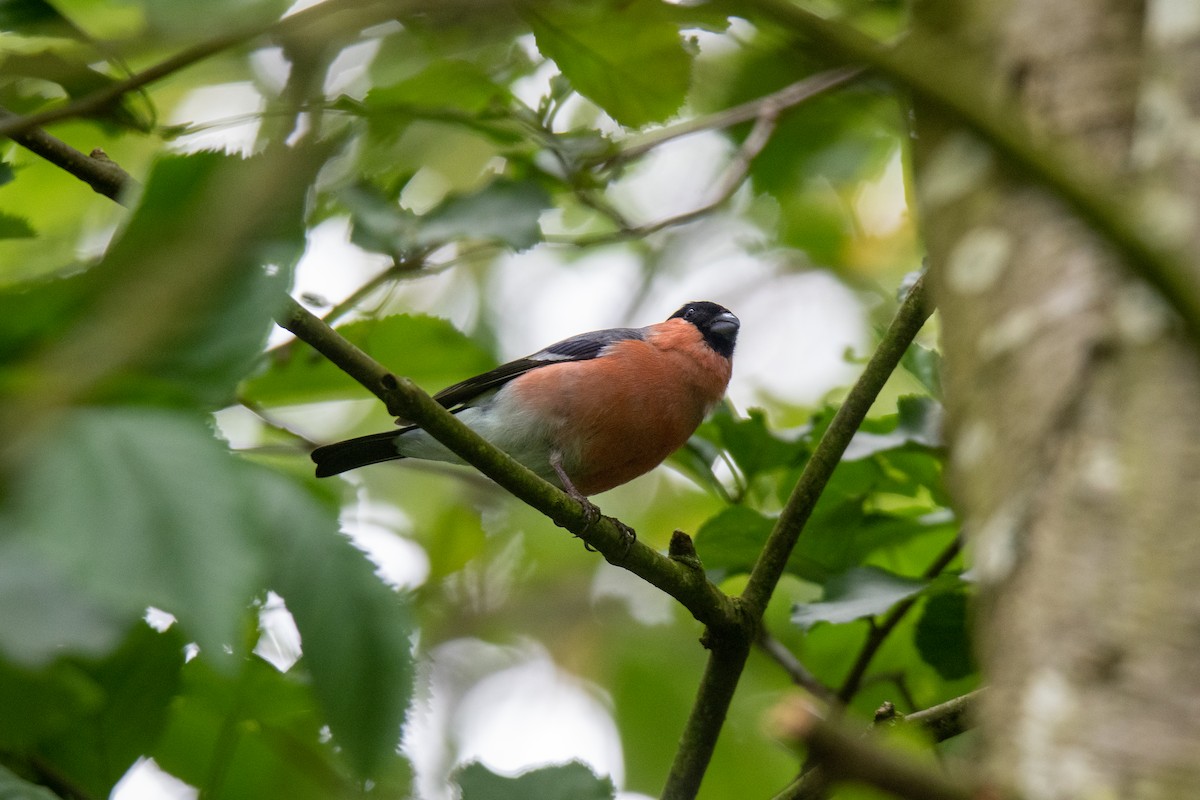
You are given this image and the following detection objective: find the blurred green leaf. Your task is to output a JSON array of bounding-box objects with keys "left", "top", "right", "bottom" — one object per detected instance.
[
  {"left": 340, "top": 180, "right": 420, "bottom": 256},
  {"left": 0, "top": 408, "right": 266, "bottom": 664},
  {"left": 419, "top": 178, "right": 552, "bottom": 249},
  {"left": 456, "top": 761, "right": 615, "bottom": 800},
  {"left": 0, "top": 623, "right": 187, "bottom": 798},
  {"left": 92, "top": 152, "right": 305, "bottom": 408},
  {"left": 0, "top": 50, "right": 114, "bottom": 96},
  {"left": 152, "top": 654, "right": 394, "bottom": 800},
  {"left": 258, "top": 470, "right": 416, "bottom": 779},
  {"left": 141, "top": 0, "right": 287, "bottom": 38},
  {"left": 523, "top": 0, "right": 692, "bottom": 127},
  {"left": 366, "top": 59, "right": 512, "bottom": 115},
  {"left": 914, "top": 590, "right": 976, "bottom": 680},
  {"left": 341, "top": 177, "right": 550, "bottom": 255},
  {"left": 245, "top": 313, "right": 494, "bottom": 407},
  {"left": 0, "top": 212, "right": 35, "bottom": 239},
  {"left": 0, "top": 0, "right": 74, "bottom": 34},
  {"left": 0, "top": 51, "right": 147, "bottom": 131},
  {"left": 425, "top": 503, "right": 488, "bottom": 580},
  {"left": 791, "top": 566, "right": 926, "bottom": 629},
  {"left": 0, "top": 273, "right": 93, "bottom": 369},
  {"left": 0, "top": 764, "right": 60, "bottom": 800}
]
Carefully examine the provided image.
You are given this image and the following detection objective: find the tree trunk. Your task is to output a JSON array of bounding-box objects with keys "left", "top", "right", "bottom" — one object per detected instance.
[{"left": 913, "top": 0, "right": 1200, "bottom": 796}]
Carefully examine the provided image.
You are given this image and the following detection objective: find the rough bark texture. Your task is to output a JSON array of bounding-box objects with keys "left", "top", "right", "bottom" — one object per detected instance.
[{"left": 913, "top": 0, "right": 1200, "bottom": 797}]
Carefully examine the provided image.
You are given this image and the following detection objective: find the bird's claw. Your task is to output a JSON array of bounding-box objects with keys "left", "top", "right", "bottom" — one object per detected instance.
[
  {"left": 613, "top": 518, "right": 637, "bottom": 560},
  {"left": 575, "top": 496, "right": 602, "bottom": 551}
]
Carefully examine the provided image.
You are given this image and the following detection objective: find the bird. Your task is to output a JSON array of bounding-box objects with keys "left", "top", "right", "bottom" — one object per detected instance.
[{"left": 311, "top": 301, "right": 739, "bottom": 502}]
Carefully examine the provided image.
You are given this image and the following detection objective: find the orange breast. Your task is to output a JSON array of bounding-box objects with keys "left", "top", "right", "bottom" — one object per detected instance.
[{"left": 508, "top": 319, "right": 732, "bottom": 495}]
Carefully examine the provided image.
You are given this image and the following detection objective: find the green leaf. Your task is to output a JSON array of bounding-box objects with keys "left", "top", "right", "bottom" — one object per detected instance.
[
  {"left": 668, "top": 433, "right": 729, "bottom": 497},
  {"left": 0, "top": 0, "right": 72, "bottom": 33},
  {"left": 0, "top": 764, "right": 60, "bottom": 800},
  {"left": 366, "top": 59, "right": 511, "bottom": 115},
  {"left": 842, "top": 395, "right": 942, "bottom": 460},
  {"left": 791, "top": 567, "right": 927, "bottom": 630},
  {"left": 523, "top": 0, "right": 693, "bottom": 127},
  {"left": 0, "top": 623, "right": 188, "bottom": 798},
  {"left": 141, "top": 0, "right": 289, "bottom": 39},
  {"left": 152, "top": 654, "right": 390, "bottom": 800},
  {"left": 0, "top": 408, "right": 267, "bottom": 664},
  {"left": 902, "top": 340, "right": 942, "bottom": 397},
  {"left": 244, "top": 314, "right": 494, "bottom": 407},
  {"left": 0, "top": 51, "right": 147, "bottom": 131},
  {"left": 0, "top": 211, "right": 35, "bottom": 240},
  {"left": 455, "top": 761, "right": 616, "bottom": 800},
  {"left": 0, "top": 623, "right": 185, "bottom": 796},
  {"left": 340, "top": 180, "right": 421, "bottom": 256},
  {"left": 92, "top": 152, "right": 306, "bottom": 408},
  {"left": 695, "top": 495, "right": 954, "bottom": 584},
  {"left": 417, "top": 178, "right": 551, "bottom": 250},
  {"left": 795, "top": 501, "right": 955, "bottom": 582},
  {"left": 914, "top": 590, "right": 976, "bottom": 680},
  {"left": 0, "top": 273, "right": 94, "bottom": 369},
  {"left": 0, "top": 553, "right": 130, "bottom": 663},
  {"left": 709, "top": 405, "right": 803, "bottom": 482},
  {"left": 257, "top": 470, "right": 416, "bottom": 779},
  {"left": 693, "top": 505, "right": 776, "bottom": 579}
]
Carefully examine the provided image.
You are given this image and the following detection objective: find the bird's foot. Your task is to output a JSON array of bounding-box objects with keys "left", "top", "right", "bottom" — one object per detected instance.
[
  {"left": 612, "top": 518, "right": 637, "bottom": 560},
  {"left": 567, "top": 489, "right": 602, "bottom": 552}
]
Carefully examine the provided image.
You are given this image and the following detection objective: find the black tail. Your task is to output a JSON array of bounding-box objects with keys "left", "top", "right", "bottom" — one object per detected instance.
[{"left": 311, "top": 431, "right": 406, "bottom": 478}]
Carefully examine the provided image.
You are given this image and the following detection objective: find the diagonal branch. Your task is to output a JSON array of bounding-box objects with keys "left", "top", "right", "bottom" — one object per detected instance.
[
  {"left": 275, "top": 297, "right": 744, "bottom": 631},
  {"left": 742, "top": 275, "right": 935, "bottom": 618},
  {"left": 662, "top": 275, "right": 936, "bottom": 799},
  {"left": 0, "top": 0, "right": 404, "bottom": 140}
]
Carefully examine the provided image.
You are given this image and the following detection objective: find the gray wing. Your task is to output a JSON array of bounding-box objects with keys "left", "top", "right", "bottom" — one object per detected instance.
[{"left": 431, "top": 326, "right": 645, "bottom": 410}]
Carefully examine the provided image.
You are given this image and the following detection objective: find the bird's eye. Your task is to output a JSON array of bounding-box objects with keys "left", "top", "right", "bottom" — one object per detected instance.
[{"left": 684, "top": 307, "right": 696, "bottom": 320}]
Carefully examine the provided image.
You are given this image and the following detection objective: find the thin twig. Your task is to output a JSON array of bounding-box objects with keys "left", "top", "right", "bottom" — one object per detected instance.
[
  {"left": 319, "top": 249, "right": 432, "bottom": 325},
  {"left": 781, "top": 689, "right": 983, "bottom": 800},
  {"left": 768, "top": 696, "right": 978, "bottom": 800},
  {"left": 612, "top": 67, "right": 866, "bottom": 164},
  {"left": 0, "top": 107, "right": 138, "bottom": 204},
  {"left": 0, "top": 0, "right": 401, "bottom": 140},
  {"left": 890, "top": 688, "right": 982, "bottom": 743},
  {"left": 758, "top": 631, "right": 839, "bottom": 705},
  {"left": 837, "top": 534, "right": 963, "bottom": 703},
  {"left": 550, "top": 103, "right": 782, "bottom": 247},
  {"left": 549, "top": 70, "right": 857, "bottom": 248}
]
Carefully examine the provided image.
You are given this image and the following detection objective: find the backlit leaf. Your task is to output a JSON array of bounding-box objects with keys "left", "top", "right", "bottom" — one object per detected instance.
[{"left": 524, "top": 0, "right": 692, "bottom": 127}]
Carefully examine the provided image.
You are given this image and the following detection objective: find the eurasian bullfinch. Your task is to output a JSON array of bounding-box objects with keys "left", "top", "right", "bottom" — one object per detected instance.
[{"left": 311, "top": 301, "right": 739, "bottom": 500}]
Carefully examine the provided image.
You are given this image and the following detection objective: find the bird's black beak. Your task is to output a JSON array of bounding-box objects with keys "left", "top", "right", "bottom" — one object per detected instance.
[{"left": 708, "top": 311, "right": 740, "bottom": 337}]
